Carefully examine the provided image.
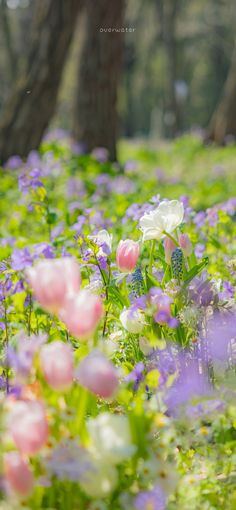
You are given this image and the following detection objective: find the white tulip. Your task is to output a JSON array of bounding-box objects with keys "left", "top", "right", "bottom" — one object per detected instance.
[
  {"left": 87, "top": 413, "right": 136, "bottom": 465},
  {"left": 120, "top": 309, "right": 145, "bottom": 334},
  {"left": 139, "top": 200, "right": 184, "bottom": 241}
]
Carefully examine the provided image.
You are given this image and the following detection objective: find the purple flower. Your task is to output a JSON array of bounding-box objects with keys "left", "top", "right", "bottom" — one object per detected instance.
[
  {"left": 155, "top": 168, "right": 166, "bottom": 183},
  {"left": 186, "top": 399, "right": 225, "bottom": 419},
  {"left": 134, "top": 485, "right": 166, "bottom": 510},
  {"left": 13, "top": 280, "right": 25, "bottom": 295},
  {"left": 45, "top": 441, "right": 91, "bottom": 481},
  {"left": 72, "top": 215, "right": 86, "bottom": 234},
  {"left": 97, "top": 254, "right": 108, "bottom": 270},
  {"left": 50, "top": 224, "right": 64, "bottom": 240},
  {"left": 91, "top": 147, "right": 109, "bottom": 163},
  {"left": 33, "top": 243, "right": 54, "bottom": 259},
  {"left": 148, "top": 347, "right": 176, "bottom": 386},
  {"left": 11, "top": 247, "right": 33, "bottom": 270},
  {"left": 219, "top": 281, "right": 235, "bottom": 301},
  {"left": 0, "top": 278, "right": 13, "bottom": 301},
  {"left": 0, "top": 375, "right": 7, "bottom": 390},
  {"left": 193, "top": 211, "right": 206, "bottom": 229},
  {"left": 150, "top": 290, "right": 178, "bottom": 328},
  {"left": 206, "top": 207, "right": 218, "bottom": 227},
  {"left": 29, "top": 168, "right": 43, "bottom": 179},
  {"left": 126, "top": 362, "right": 145, "bottom": 391},
  {"left": 110, "top": 176, "right": 135, "bottom": 195},
  {"left": 221, "top": 198, "right": 236, "bottom": 216},
  {"left": 71, "top": 141, "right": 86, "bottom": 155},
  {"left": 124, "top": 159, "right": 137, "bottom": 173},
  {"left": 189, "top": 275, "right": 218, "bottom": 307},
  {"left": 0, "top": 262, "right": 8, "bottom": 273},
  {"left": 67, "top": 177, "right": 85, "bottom": 198},
  {"left": 195, "top": 243, "right": 205, "bottom": 259},
  {"left": 18, "top": 173, "right": 30, "bottom": 193},
  {"left": 165, "top": 353, "right": 211, "bottom": 416},
  {"left": 6, "top": 332, "right": 47, "bottom": 379},
  {"left": 27, "top": 150, "right": 41, "bottom": 166},
  {"left": 180, "top": 195, "right": 190, "bottom": 208},
  {"left": 18, "top": 170, "right": 44, "bottom": 194},
  {"left": 206, "top": 312, "right": 236, "bottom": 362},
  {"left": 4, "top": 155, "right": 22, "bottom": 169}
]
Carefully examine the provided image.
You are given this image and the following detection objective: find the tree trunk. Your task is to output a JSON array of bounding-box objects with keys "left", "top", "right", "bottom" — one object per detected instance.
[
  {"left": 0, "top": 0, "right": 18, "bottom": 81},
  {"left": 0, "top": 0, "right": 82, "bottom": 164},
  {"left": 73, "top": 0, "right": 125, "bottom": 161},
  {"left": 207, "top": 41, "right": 236, "bottom": 144},
  {"left": 162, "top": 0, "right": 179, "bottom": 138}
]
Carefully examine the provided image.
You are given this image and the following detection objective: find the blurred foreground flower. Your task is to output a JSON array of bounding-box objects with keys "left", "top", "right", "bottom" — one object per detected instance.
[
  {"left": 120, "top": 308, "right": 145, "bottom": 334},
  {"left": 60, "top": 290, "right": 103, "bottom": 339},
  {"left": 7, "top": 400, "right": 48, "bottom": 455},
  {"left": 40, "top": 341, "right": 74, "bottom": 391},
  {"left": 76, "top": 350, "right": 119, "bottom": 398},
  {"left": 4, "top": 452, "right": 34, "bottom": 498},
  {"left": 88, "top": 413, "right": 136, "bottom": 465},
  {"left": 134, "top": 485, "right": 166, "bottom": 510},
  {"left": 206, "top": 312, "right": 236, "bottom": 363},
  {"left": 26, "top": 257, "right": 81, "bottom": 313}
]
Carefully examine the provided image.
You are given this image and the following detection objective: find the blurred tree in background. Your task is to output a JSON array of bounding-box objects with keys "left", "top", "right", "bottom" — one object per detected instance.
[
  {"left": 0, "top": 0, "right": 236, "bottom": 162},
  {"left": 73, "top": 0, "right": 124, "bottom": 161},
  {"left": 0, "top": 0, "right": 83, "bottom": 163}
]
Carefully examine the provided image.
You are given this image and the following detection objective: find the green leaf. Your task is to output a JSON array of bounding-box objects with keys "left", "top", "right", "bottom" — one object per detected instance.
[
  {"left": 108, "top": 283, "right": 128, "bottom": 307},
  {"left": 183, "top": 257, "right": 209, "bottom": 286},
  {"left": 145, "top": 269, "right": 160, "bottom": 290}
]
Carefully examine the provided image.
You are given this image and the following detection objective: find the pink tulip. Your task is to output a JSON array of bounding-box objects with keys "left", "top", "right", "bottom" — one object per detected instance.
[
  {"left": 59, "top": 290, "right": 103, "bottom": 339},
  {"left": 116, "top": 239, "right": 140, "bottom": 272},
  {"left": 26, "top": 257, "right": 81, "bottom": 313},
  {"left": 76, "top": 351, "right": 119, "bottom": 398},
  {"left": 179, "top": 233, "right": 192, "bottom": 257},
  {"left": 163, "top": 237, "right": 176, "bottom": 264},
  {"left": 4, "top": 452, "right": 34, "bottom": 498},
  {"left": 8, "top": 400, "right": 48, "bottom": 455},
  {"left": 40, "top": 341, "right": 73, "bottom": 391}
]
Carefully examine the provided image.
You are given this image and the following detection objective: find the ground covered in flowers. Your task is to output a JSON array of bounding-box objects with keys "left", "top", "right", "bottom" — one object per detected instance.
[{"left": 0, "top": 134, "right": 236, "bottom": 510}]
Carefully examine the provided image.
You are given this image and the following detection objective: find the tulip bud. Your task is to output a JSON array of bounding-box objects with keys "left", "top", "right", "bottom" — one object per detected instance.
[
  {"left": 178, "top": 233, "right": 192, "bottom": 257},
  {"left": 26, "top": 258, "right": 81, "bottom": 313},
  {"left": 59, "top": 290, "right": 103, "bottom": 339},
  {"left": 8, "top": 400, "right": 48, "bottom": 455},
  {"left": 40, "top": 341, "right": 73, "bottom": 391},
  {"left": 163, "top": 237, "right": 176, "bottom": 264},
  {"left": 116, "top": 240, "right": 140, "bottom": 272},
  {"left": 76, "top": 350, "right": 119, "bottom": 398},
  {"left": 4, "top": 452, "right": 34, "bottom": 498},
  {"left": 120, "top": 309, "right": 145, "bottom": 334}
]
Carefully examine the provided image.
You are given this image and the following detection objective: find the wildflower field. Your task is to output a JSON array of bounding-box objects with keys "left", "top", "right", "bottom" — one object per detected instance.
[{"left": 0, "top": 134, "right": 236, "bottom": 510}]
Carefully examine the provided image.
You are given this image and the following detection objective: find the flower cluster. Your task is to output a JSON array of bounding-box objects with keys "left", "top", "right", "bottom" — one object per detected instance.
[{"left": 0, "top": 138, "right": 235, "bottom": 510}]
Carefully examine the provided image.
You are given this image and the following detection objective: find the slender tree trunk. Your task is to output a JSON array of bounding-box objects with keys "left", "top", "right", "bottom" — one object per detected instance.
[
  {"left": 207, "top": 42, "right": 236, "bottom": 144},
  {"left": 162, "top": 0, "right": 179, "bottom": 138},
  {"left": 0, "top": 0, "right": 82, "bottom": 164},
  {"left": 0, "top": 0, "right": 18, "bottom": 81},
  {"left": 73, "top": 0, "right": 125, "bottom": 161}
]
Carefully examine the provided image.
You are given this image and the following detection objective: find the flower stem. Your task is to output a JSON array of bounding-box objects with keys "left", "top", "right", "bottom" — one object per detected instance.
[
  {"left": 4, "top": 300, "right": 9, "bottom": 394},
  {"left": 163, "top": 231, "right": 179, "bottom": 247},
  {"left": 148, "top": 240, "right": 155, "bottom": 275},
  {"left": 77, "top": 387, "right": 89, "bottom": 438}
]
